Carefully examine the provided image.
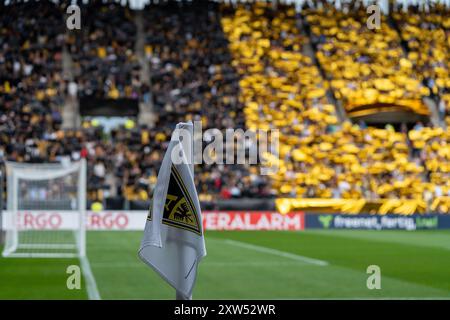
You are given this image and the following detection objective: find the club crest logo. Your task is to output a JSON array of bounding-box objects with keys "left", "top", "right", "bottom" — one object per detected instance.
[{"left": 162, "top": 165, "right": 201, "bottom": 235}]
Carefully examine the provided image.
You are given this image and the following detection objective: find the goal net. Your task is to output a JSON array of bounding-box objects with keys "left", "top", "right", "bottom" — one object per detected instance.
[{"left": 2, "top": 160, "right": 86, "bottom": 258}]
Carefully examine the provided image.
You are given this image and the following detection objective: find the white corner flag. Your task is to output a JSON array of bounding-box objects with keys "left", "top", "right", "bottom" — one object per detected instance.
[{"left": 138, "top": 122, "right": 206, "bottom": 300}]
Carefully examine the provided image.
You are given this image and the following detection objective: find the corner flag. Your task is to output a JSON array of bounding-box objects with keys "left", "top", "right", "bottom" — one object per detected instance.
[{"left": 138, "top": 122, "right": 206, "bottom": 300}]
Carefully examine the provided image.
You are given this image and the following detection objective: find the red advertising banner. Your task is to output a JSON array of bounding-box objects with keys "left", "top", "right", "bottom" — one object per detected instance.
[
  {"left": 202, "top": 211, "right": 304, "bottom": 231},
  {"left": 88, "top": 211, "right": 131, "bottom": 230},
  {"left": 3, "top": 210, "right": 305, "bottom": 231}
]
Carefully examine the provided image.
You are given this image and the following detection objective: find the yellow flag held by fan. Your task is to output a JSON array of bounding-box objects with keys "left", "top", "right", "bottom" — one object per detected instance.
[{"left": 138, "top": 122, "right": 206, "bottom": 300}]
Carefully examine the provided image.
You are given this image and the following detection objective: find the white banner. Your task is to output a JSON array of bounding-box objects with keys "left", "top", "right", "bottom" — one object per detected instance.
[
  {"left": 1, "top": 211, "right": 304, "bottom": 231},
  {"left": 1, "top": 211, "right": 146, "bottom": 231}
]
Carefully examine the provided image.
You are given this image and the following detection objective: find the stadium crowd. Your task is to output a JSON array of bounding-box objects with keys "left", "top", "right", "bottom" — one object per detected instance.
[
  {"left": 305, "top": 1, "right": 429, "bottom": 114},
  {"left": 143, "top": 1, "right": 271, "bottom": 200},
  {"left": 67, "top": 2, "right": 142, "bottom": 100},
  {"left": 392, "top": 2, "right": 450, "bottom": 121},
  {"left": 222, "top": 2, "right": 428, "bottom": 201},
  {"left": 1, "top": 1, "right": 270, "bottom": 205},
  {"left": 0, "top": 1, "right": 66, "bottom": 166},
  {"left": 1, "top": 0, "right": 449, "bottom": 212}
]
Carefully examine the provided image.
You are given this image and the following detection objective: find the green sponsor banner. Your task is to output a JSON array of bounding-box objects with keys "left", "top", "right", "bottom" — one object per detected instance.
[{"left": 306, "top": 214, "right": 450, "bottom": 230}]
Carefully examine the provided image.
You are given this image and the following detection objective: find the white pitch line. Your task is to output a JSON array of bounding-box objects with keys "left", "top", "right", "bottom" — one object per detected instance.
[
  {"left": 80, "top": 256, "right": 101, "bottom": 300},
  {"left": 217, "top": 238, "right": 329, "bottom": 267}
]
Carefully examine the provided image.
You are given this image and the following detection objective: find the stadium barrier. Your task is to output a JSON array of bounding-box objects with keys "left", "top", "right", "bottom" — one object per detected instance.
[
  {"left": 276, "top": 198, "right": 450, "bottom": 214},
  {"left": 1, "top": 211, "right": 304, "bottom": 231},
  {"left": 276, "top": 198, "right": 429, "bottom": 215},
  {"left": 305, "top": 213, "right": 450, "bottom": 230},
  {"left": 2, "top": 211, "right": 450, "bottom": 231}
]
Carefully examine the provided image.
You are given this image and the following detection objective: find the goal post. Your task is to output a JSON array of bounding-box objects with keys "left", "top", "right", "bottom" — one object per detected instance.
[{"left": 2, "top": 159, "right": 87, "bottom": 258}]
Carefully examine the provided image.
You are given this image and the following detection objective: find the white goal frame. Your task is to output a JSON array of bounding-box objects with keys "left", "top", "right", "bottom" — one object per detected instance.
[{"left": 2, "top": 160, "right": 87, "bottom": 258}]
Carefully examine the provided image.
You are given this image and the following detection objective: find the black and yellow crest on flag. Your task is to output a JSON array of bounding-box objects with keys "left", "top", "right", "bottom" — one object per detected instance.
[{"left": 162, "top": 165, "right": 201, "bottom": 235}]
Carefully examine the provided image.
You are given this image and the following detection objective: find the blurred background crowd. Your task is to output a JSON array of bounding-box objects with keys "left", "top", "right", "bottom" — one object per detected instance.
[{"left": 0, "top": 0, "right": 449, "bottom": 212}]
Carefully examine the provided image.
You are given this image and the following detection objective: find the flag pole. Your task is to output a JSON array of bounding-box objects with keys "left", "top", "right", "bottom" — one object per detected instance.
[
  {"left": 176, "top": 290, "right": 192, "bottom": 300},
  {"left": 175, "top": 121, "right": 194, "bottom": 301}
]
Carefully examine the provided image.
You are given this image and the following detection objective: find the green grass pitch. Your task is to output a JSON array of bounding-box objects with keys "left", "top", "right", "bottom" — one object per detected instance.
[{"left": 1, "top": 230, "right": 450, "bottom": 299}]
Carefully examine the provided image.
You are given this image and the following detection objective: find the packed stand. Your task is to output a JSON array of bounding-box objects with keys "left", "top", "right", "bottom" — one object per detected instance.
[
  {"left": 305, "top": 1, "right": 429, "bottom": 114},
  {"left": 222, "top": 2, "right": 430, "bottom": 200},
  {"left": 66, "top": 2, "right": 141, "bottom": 100},
  {"left": 408, "top": 123, "right": 450, "bottom": 213},
  {"left": 0, "top": 1, "right": 66, "bottom": 164},
  {"left": 392, "top": 3, "right": 450, "bottom": 118},
  {"left": 1, "top": 1, "right": 450, "bottom": 209},
  {"left": 143, "top": 1, "right": 271, "bottom": 200}
]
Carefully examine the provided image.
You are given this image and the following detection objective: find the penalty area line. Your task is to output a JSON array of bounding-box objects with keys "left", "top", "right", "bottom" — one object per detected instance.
[
  {"left": 80, "top": 256, "right": 101, "bottom": 300},
  {"left": 214, "top": 238, "right": 329, "bottom": 267}
]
